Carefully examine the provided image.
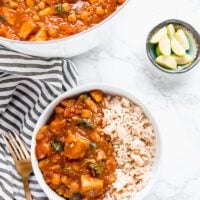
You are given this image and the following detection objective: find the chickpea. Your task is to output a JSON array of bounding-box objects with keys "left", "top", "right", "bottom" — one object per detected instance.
[
  {"left": 117, "top": 0, "right": 125, "bottom": 4},
  {"left": 38, "top": 1, "right": 45, "bottom": 10},
  {"left": 52, "top": 174, "right": 61, "bottom": 186},
  {"left": 89, "top": 0, "right": 97, "bottom": 4},
  {"left": 62, "top": 3, "right": 70, "bottom": 12},
  {"left": 48, "top": 28, "right": 58, "bottom": 37},
  {"left": 33, "top": 15, "right": 40, "bottom": 21},
  {"left": 68, "top": 13, "right": 77, "bottom": 24},
  {"left": 34, "top": 5, "right": 39, "bottom": 11},
  {"left": 8, "top": 1, "right": 18, "bottom": 9},
  {"left": 39, "top": 7, "right": 55, "bottom": 17},
  {"left": 25, "top": 8, "right": 31, "bottom": 13},
  {"left": 81, "top": 11, "right": 89, "bottom": 21},
  {"left": 96, "top": 6, "right": 105, "bottom": 15}
]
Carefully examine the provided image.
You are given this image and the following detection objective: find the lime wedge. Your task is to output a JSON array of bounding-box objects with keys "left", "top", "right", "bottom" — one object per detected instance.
[
  {"left": 167, "top": 24, "right": 175, "bottom": 39},
  {"left": 172, "top": 54, "right": 193, "bottom": 65},
  {"left": 175, "top": 29, "right": 190, "bottom": 50},
  {"left": 156, "top": 46, "right": 162, "bottom": 56},
  {"left": 156, "top": 55, "right": 177, "bottom": 69},
  {"left": 171, "top": 37, "right": 186, "bottom": 56},
  {"left": 150, "top": 27, "right": 167, "bottom": 44},
  {"left": 158, "top": 35, "right": 171, "bottom": 56}
]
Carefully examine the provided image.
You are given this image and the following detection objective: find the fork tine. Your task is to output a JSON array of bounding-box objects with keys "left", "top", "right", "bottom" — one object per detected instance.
[
  {"left": 8, "top": 132, "right": 26, "bottom": 160},
  {"left": 13, "top": 131, "right": 30, "bottom": 159},
  {"left": 2, "top": 133, "right": 18, "bottom": 162}
]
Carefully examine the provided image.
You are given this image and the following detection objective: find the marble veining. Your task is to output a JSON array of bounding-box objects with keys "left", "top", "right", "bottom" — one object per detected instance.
[{"left": 73, "top": 0, "right": 200, "bottom": 199}]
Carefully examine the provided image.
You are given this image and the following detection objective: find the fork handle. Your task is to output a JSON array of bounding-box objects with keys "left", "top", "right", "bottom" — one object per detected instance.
[{"left": 22, "top": 178, "right": 32, "bottom": 200}]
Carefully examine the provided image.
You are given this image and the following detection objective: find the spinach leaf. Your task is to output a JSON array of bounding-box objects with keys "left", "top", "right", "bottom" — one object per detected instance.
[
  {"left": 0, "top": 16, "right": 6, "bottom": 22},
  {"left": 77, "top": 119, "right": 94, "bottom": 129},
  {"left": 89, "top": 162, "right": 104, "bottom": 176},
  {"left": 70, "top": 193, "right": 83, "bottom": 200},
  {"left": 90, "top": 142, "right": 97, "bottom": 149},
  {"left": 50, "top": 139, "right": 64, "bottom": 152},
  {"left": 55, "top": 4, "right": 66, "bottom": 13}
]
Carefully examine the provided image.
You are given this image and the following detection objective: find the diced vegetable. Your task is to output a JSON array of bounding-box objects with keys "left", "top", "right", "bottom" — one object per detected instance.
[
  {"left": 36, "top": 142, "right": 50, "bottom": 160},
  {"left": 90, "top": 90, "right": 104, "bottom": 103},
  {"left": 52, "top": 174, "right": 61, "bottom": 186},
  {"left": 65, "top": 134, "right": 90, "bottom": 159},
  {"left": 49, "top": 118, "right": 66, "bottom": 133},
  {"left": 19, "top": 21, "right": 37, "bottom": 39},
  {"left": 81, "top": 110, "right": 92, "bottom": 118},
  {"left": 84, "top": 97, "right": 97, "bottom": 113},
  {"left": 81, "top": 175, "right": 103, "bottom": 196},
  {"left": 51, "top": 139, "right": 64, "bottom": 152},
  {"left": 96, "top": 149, "right": 107, "bottom": 161},
  {"left": 55, "top": 106, "right": 64, "bottom": 115},
  {"left": 26, "top": 0, "right": 34, "bottom": 8},
  {"left": 61, "top": 99, "right": 76, "bottom": 107},
  {"left": 32, "top": 28, "right": 47, "bottom": 41},
  {"left": 39, "top": 7, "right": 55, "bottom": 17}
]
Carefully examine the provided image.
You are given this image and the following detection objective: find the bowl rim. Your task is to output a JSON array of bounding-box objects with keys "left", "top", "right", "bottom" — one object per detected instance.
[
  {"left": 146, "top": 19, "right": 200, "bottom": 74},
  {"left": 31, "top": 83, "right": 162, "bottom": 200},
  {"left": 0, "top": 0, "right": 130, "bottom": 45}
]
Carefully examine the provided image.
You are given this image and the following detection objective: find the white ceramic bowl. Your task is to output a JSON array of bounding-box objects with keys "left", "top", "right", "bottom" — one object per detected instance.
[
  {"left": 31, "top": 84, "right": 161, "bottom": 200},
  {"left": 0, "top": 1, "right": 131, "bottom": 58}
]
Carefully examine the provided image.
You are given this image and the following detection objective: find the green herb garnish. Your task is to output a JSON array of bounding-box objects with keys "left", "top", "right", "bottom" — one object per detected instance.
[
  {"left": 0, "top": 16, "right": 6, "bottom": 22},
  {"left": 90, "top": 142, "right": 97, "bottom": 149},
  {"left": 89, "top": 162, "right": 104, "bottom": 176},
  {"left": 55, "top": 4, "right": 66, "bottom": 13},
  {"left": 70, "top": 193, "right": 83, "bottom": 200},
  {"left": 77, "top": 119, "right": 94, "bottom": 129},
  {"left": 50, "top": 139, "right": 64, "bottom": 152}
]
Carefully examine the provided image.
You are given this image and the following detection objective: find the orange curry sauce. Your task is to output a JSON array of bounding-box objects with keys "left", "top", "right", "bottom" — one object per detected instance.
[
  {"left": 0, "top": 0, "right": 125, "bottom": 41},
  {"left": 35, "top": 90, "right": 117, "bottom": 200}
]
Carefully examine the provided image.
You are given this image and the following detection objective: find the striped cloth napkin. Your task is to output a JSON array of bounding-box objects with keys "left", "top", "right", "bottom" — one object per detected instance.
[{"left": 0, "top": 45, "right": 79, "bottom": 200}]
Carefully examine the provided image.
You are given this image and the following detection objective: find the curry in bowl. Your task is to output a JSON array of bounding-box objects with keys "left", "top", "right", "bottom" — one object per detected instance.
[
  {"left": 35, "top": 90, "right": 156, "bottom": 199},
  {"left": 0, "top": 0, "right": 125, "bottom": 41}
]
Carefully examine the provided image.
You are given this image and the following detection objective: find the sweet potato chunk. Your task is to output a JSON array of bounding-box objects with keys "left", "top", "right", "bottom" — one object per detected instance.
[
  {"left": 85, "top": 97, "right": 97, "bottom": 113},
  {"left": 81, "top": 175, "right": 103, "bottom": 197},
  {"left": 36, "top": 142, "right": 50, "bottom": 160},
  {"left": 19, "top": 21, "right": 37, "bottom": 39},
  {"left": 0, "top": 7, "right": 16, "bottom": 25},
  {"left": 90, "top": 90, "right": 103, "bottom": 103},
  {"left": 65, "top": 133, "right": 90, "bottom": 159},
  {"left": 49, "top": 118, "right": 66, "bottom": 134},
  {"left": 32, "top": 28, "right": 47, "bottom": 41}
]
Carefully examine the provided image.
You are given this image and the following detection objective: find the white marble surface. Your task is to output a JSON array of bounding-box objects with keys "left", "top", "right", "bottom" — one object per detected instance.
[{"left": 72, "top": 0, "right": 200, "bottom": 199}]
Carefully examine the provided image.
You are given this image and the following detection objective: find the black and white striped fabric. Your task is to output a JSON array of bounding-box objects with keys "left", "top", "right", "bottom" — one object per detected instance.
[{"left": 0, "top": 45, "right": 79, "bottom": 200}]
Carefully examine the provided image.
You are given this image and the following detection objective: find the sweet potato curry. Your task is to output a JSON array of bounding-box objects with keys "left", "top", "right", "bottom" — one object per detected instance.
[
  {"left": 36, "top": 90, "right": 117, "bottom": 199},
  {"left": 0, "top": 0, "right": 125, "bottom": 41}
]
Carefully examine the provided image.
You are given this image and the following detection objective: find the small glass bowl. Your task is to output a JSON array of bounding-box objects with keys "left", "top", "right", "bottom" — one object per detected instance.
[{"left": 146, "top": 19, "right": 200, "bottom": 74}]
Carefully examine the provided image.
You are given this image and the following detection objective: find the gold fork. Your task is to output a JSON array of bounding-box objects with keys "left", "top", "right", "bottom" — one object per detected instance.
[{"left": 2, "top": 131, "right": 32, "bottom": 200}]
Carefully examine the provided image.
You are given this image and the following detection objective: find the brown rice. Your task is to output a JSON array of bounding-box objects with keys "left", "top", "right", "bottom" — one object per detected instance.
[{"left": 102, "top": 95, "right": 156, "bottom": 199}]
